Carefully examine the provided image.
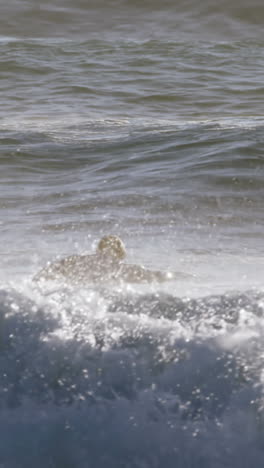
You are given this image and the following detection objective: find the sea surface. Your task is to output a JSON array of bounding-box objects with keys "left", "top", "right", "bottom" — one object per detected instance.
[{"left": 0, "top": 0, "right": 264, "bottom": 466}]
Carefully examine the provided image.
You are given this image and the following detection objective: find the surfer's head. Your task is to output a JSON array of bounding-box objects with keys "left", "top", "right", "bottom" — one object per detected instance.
[{"left": 97, "top": 235, "right": 126, "bottom": 261}]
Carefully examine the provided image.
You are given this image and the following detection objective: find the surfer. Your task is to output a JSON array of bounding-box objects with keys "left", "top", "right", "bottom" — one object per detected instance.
[{"left": 34, "top": 235, "right": 174, "bottom": 284}]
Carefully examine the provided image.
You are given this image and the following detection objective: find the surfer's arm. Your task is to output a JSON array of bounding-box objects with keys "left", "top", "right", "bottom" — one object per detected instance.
[
  {"left": 33, "top": 255, "right": 83, "bottom": 282},
  {"left": 33, "top": 260, "right": 63, "bottom": 282}
]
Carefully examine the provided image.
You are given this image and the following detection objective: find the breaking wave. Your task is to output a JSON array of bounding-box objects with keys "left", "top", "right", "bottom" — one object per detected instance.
[{"left": 1, "top": 284, "right": 264, "bottom": 467}]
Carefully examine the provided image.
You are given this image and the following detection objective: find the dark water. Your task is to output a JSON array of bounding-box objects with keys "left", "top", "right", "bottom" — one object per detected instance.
[{"left": 0, "top": 0, "right": 264, "bottom": 466}]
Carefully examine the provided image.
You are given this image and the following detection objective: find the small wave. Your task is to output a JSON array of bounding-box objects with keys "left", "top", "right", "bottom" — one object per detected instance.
[{"left": 1, "top": 115, "right": 264, "bottom": 135}]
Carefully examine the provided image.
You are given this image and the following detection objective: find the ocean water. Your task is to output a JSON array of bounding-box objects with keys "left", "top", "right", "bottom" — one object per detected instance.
[{"left": 0, "top": 0, "right": 264, "bottom": 466}]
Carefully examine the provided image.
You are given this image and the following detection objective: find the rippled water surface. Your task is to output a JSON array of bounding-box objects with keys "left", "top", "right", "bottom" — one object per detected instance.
[{"left": 0, "top": 0, "right": 264, "bottom": 466}]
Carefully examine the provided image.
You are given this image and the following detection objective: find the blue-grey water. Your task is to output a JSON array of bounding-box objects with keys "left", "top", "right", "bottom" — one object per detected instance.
[{"left": 0, "top": 0, "right": 264, "bottom": 466}]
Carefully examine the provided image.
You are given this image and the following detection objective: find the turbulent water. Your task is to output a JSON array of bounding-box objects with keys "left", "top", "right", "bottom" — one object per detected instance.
[{"left": 0, "top": 0, "right": 264, "bottom": 466}]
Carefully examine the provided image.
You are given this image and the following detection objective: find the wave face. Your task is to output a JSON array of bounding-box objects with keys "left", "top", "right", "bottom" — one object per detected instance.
[{"left": 1, "top": 286, "right": 264, "bottom": 467}]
